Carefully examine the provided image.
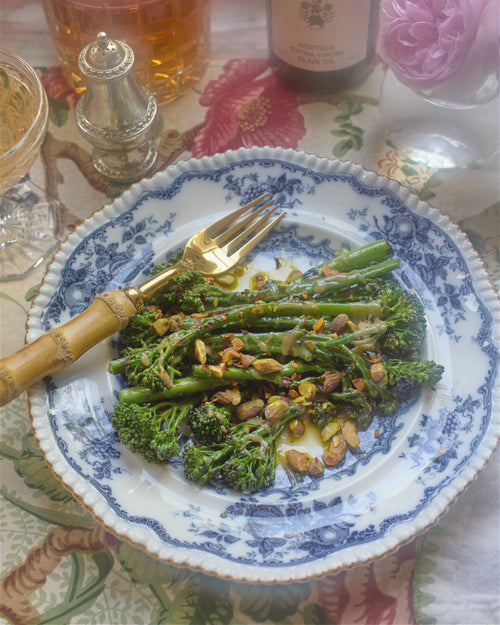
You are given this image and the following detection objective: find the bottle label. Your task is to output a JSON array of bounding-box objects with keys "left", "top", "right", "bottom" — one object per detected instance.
[{"left": 270, "top": 0, "right": 371, "bottom": 72}]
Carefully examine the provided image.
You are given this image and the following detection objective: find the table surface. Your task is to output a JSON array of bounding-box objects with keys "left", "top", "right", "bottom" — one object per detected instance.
[{"left": 1, "top": 2, "right": 499, "bottom": 624}]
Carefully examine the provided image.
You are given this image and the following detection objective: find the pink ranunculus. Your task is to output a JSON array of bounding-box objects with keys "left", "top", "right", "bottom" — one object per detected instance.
[{"left": 379, "top": 0, "right": 499, "bottom": 92}]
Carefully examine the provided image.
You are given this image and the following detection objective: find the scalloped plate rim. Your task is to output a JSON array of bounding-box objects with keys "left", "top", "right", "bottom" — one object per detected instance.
[{"left": 27, "top": 145, "right": 500, "bottom": 583}]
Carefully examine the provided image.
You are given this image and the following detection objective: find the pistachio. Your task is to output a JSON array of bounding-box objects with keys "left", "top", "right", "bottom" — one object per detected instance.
[
  {"left": 252, "top": 358, "right": 282, "bottom": 374},
  {"left": 370, "top": 361, "right": 387, "bottom": 384},
  {"left": 253, "top": 273, "right": 266, "bottom": 289},
  {"left": 194, "top": 339, "right": 207, "bottom": 365},
  {"left": 288, "top": 418, "right": 306, "bottom": 438},
  {"left": 265, "top": 396, "right": 289, "bottom": 422},
  {"left": 352, "top": 378, "right": 366, "bottom": 392},
  {"left": 298, "top": 379, "right": 317, "bottom": 400},
  {"left": 240, "top": 353, "right": 256, "bottom": 368},
  {"left": 322, "top": 372, "right": 341, "bottom": 393},
  {"left": 235, "top": 399, "right": 264, "bottom": 421},
  {"left": 312, "top": 317, "right": 325, "bottom": 333},
  {"left": 214, "top": 387, "right": 241, "bottom": 406},
  {"left": 329, "top": 313, "right": 349, "bottom": 334},
  {"left": 219, "top": 347, "right": 241, "bottom": 366},
  {"left": 231, "top": 337, "right": 245, "bottom": 352},
  {"left": 209, "top": 363, "right": 226, "bottom": 378},
  {"left": 321, "top": 264, "right": 339, "bottom": 277},
  {"left": 286, "top": 449, "right": 310, "bottom": 473},
  {"left": 152, "top": 317, "right": 170, "bottom": 336},
  {"left": 321, "top": 420, "right": 341, "bottom": 441},
  {"left": 342, "top": 421, "right": 360, "bottom": 448},
  {"left": 308, "top": 457, "right": 325, "bottom": 477},
  {"left": 323, "top": 434, "right": 347, "bottom": 466}
]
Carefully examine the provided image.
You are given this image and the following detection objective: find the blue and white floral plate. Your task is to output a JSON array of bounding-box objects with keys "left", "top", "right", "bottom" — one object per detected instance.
[{"left": 28, "top": 146, "right": 499, "bottom": 582}]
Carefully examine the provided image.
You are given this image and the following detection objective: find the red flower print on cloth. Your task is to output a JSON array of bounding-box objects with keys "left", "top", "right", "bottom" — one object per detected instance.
[
  {"left": 316, "top": 541, "right": 419, "bottom": 625},
  {"left": 41, "top": 66, "right": 80, "bottom": 107},
  {"left": 189, "top": 59, "right": 306, "bottom": 157}
]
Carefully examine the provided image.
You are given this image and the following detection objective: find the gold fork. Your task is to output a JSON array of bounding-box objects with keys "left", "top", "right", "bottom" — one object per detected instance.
[{"left": 0, "top": 193, "right": 284, "bottom": 406}]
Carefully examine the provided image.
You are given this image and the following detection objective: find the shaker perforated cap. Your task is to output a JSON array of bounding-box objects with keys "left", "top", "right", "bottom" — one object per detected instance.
[{"left": 78, "top": 32, "right": 134, "bottom": 80}]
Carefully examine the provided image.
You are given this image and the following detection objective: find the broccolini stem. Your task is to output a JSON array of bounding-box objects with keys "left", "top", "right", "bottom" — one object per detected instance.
[
  {"left": 154, "top": 299, "right": 384, "bottom": 369},
  {"left": 295, "top": 238, "right": 394, "bottom": 281},
  {"left": 193, "top": 256, "right": 400, "bottom": 308},
  {"left": 109, "top": 359, "right": 126, "bottom": 375},
  {"left": 200, "top": 299, "right": 383, "bottom": 330},
  {"left": 290, "top": 258, "right": 400, "bottom": 301},
  {"left": 205, "top": 323, "right": 386, "bottom": 362},
  {"left": 335, "top": 344, "right": 378, "bottom": 394},
  {"left": 192, "top": 361, "right": 325, "bottom": 383},
  {"left": 118, "top": 379, "right": 219, "bottom": 404}
]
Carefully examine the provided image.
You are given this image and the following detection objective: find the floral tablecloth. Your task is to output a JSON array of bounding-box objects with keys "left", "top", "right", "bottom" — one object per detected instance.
[{"left": 1, "top": 2, "right": 499, "bottom": 624}]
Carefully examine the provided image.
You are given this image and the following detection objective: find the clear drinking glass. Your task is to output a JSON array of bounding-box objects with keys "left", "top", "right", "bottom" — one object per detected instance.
[
  {"left": 378, "top": 0, "right": 500, "bottom": 169},
  {"left": 0, "top": 49, "right": 60, "bottom": 280}
]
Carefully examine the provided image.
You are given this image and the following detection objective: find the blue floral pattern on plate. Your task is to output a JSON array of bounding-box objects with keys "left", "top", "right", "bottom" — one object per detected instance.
[{"left": 28, "top": 147, "right": 499, "bottom": 582}]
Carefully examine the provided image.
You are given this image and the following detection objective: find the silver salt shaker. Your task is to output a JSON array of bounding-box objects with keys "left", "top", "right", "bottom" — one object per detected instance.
[{"left": 75, "top": 32, "right": 158, "bottom": 183}]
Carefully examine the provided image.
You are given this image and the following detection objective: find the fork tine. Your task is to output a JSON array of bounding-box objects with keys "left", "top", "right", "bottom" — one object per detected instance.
[
  {"left": 205, "top": 192, "right": 269, "bottom": 238},
  {"left": 228, "top": 210, "right": 286, "bottom": 260},
  {"left": 214, "top": 199, "right": 275, "bottom": 247},
  {"left": 222, "top": 203, "right": 280, "bottom": 253}
]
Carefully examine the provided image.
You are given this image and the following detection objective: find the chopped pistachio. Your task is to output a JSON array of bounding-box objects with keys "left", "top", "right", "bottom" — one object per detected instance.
[
  {"left": 329, "top": 313, "right": 349, "bottom": 334},
  {"left": 298, "top": 379, "right": 317, "bottom": 399},
  {"left": 308, "top": 457, "right": 325, "bottom": 477},
  {"left": 194, "top": 339, "right": 207, "bottom": 365},
  {"left": 370, "top": 361, "right": 387, "bottom": 384},
  {"left": 321, "top": 420, "right": 341, "bottom": 441},
  {"left": 322, "top": 372, "right": 341, "bottom": 393},
  {"left": 152, "top": 317, "right": 171, "bottom": 336},
  {"left": 286, "top": 449, "right": 310, "bottom": 473},
  {"left": 323, "top": 435, "right": 347, "bottom": 466},
  {"left": 288, "top": 418, "right": 306, "bottom": 438},
  {"left": 265, "top": 397, "right": 289, "bottom": 422},
  {"left": 352, "top": 378, "right": 366, "bottom": 392},
  {"left": 312, "top": 317, "right": 325, "bottom": 333},
  {"left": 252, "top": 358, "right": 282, "bottom": 373},
  {"left": 235, "top": 399, "right": 264, "bottom": 421},
  {"left": 342, "top": 421, "right": 360, "bottom": 448}
]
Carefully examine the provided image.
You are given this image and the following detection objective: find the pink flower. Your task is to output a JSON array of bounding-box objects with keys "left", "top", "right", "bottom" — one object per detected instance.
[
  {"left": 189, "top": 59, "right": 306, "bottom": 157},
  {"left": 379, "top": 0, "right": 499, "bottom": 91}
]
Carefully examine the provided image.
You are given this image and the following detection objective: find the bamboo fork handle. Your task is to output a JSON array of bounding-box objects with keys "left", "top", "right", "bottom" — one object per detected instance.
[{"left": 0, "top": 289, "right": 137, "bottom": 407}]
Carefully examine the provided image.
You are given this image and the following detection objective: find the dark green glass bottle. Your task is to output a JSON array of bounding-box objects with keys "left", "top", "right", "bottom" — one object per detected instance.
[{"left": 267, "top": 0, "right": 380, "bottom": 93}]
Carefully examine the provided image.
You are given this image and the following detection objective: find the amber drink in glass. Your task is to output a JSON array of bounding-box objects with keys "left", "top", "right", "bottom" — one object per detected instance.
[{"left": 41, "top": 0, "right": 211, "bottom": 104}]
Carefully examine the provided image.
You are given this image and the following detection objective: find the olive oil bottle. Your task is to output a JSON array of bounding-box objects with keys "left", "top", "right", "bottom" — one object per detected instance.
[{"left": 267, "top": 0, "right": 380, "bottom": 93}]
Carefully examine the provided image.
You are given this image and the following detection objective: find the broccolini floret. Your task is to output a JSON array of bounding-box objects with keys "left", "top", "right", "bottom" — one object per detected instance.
[
  {"left": 152, "top": 269, "right": 205, "bottom": 312},
  {"left": 377, "top": 282, "right": 427, "bottom": 360},
  {"left": 384, "top": 358, "right": 444, "bottom": 388},
  {"left": 119, "top": 307, "right": 160, "bottom": 349},
  {"left": 111, "top": 401, "right": 194, "bottom": 463},
  {"left": 188, "top": 403, "right": 233, "bottom": 445},
  {"left": 107, "top": 238, "right": 446, "bottom": 493},
  {"left": 182, "top": 405, "right": 302, "bottom": 492}
]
